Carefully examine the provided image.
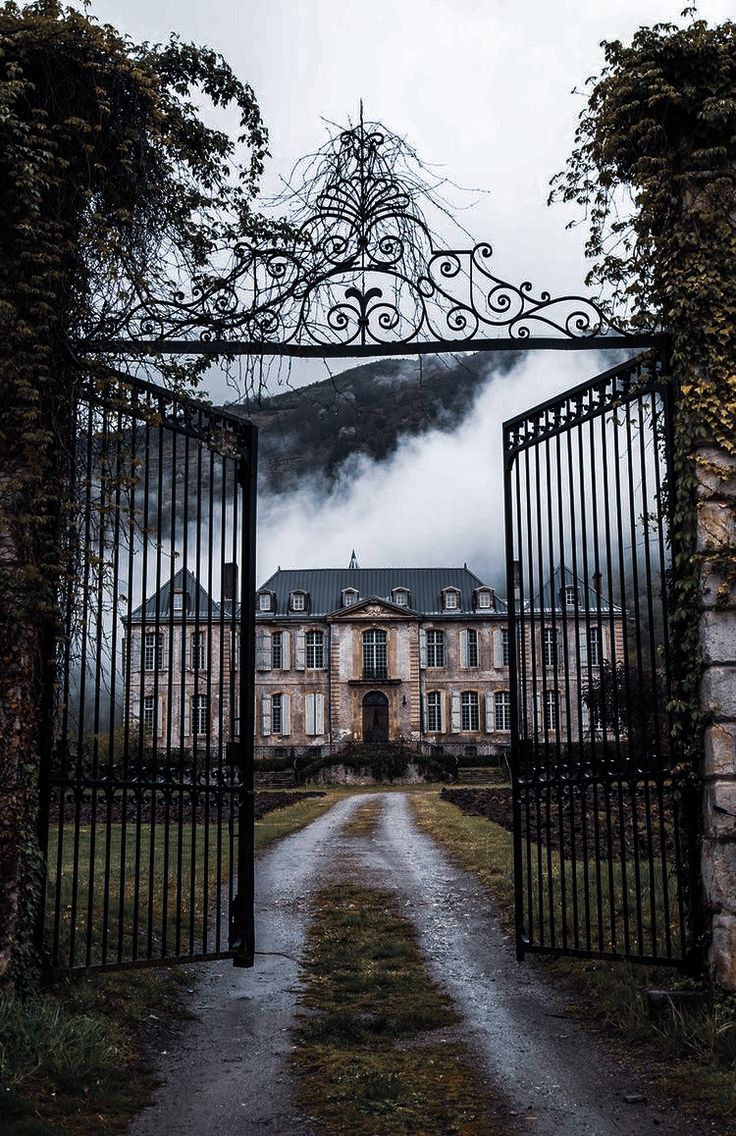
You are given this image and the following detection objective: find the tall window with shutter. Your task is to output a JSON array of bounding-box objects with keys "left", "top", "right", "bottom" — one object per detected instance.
[
  {"left": 271, "top": 693, "right": 283, "bottom": 735},
  {"left": 589, "top": 626, "right": 603, "bottom": 666},
  {"left": 426, "top": 630, "right": 445, "bottom": 668},
  {"left": 495, "top": 691, "right": 511, "bottom": 731},
  {"left": 272, "top": 630, "right": 283, "bottom": 669},
  {"left": 362, "top": 630, "right": 387, "bottom": 679},
  {"left": 191, "top": 630, "right": 207, "bottom": 671},
  {"left": 426, "top": 692, "right": 442, "bottom": 732},
  {"left": 461, "top": 691, "right": 479, "bottom": 731},
  {"left": 461, "top": 629, "right": 478, "bottom": 667},
  {"left": 305, "top": 630, "right": 324, "bottom": 668},
  {"left": 194, "top": 694, "right": 209, "bottom": 735},
  {"left": 143, "top": 631, "right": 163, "bottom": 672},
  {"left": 542, "top": 627, "right": 558, "bottom": 667},
  {"left": 544, "top": 690, "right": 559, "bottom": 730}
]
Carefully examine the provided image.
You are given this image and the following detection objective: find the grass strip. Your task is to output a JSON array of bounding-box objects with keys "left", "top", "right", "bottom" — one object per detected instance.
[
  {"left": 292, "top": 882, "right": 504, "bottom": 1135},
  {"left": 2, "top": 789, "right": 344, "bottom": 1136},
  {"left": 411, "top": 790, "right": 736, "bottom": 1128}
]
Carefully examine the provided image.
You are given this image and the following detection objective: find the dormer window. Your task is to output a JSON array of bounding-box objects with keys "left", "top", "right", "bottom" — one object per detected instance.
[
  {"left": 392, "top": 588, "right": 409, "bottom": 607},
  {"left": 290, "top": 591, "right": 307, "bottom": 612},
  {"left": 476, "top": 589, "right": 493, "bottom": 610},
  {"left": 258, "top": 592, "right": 272, "bottom": 612},
  {"left": 564, "top": 584, "right": 577, "bottom": 608},
  {"left": 442, "top": 588, "right": 461, "bottom": 611},
  {"left": 342, "top": 588, "right": 359, "bottom": 608},
  {"left": 172, "top": 591, "right": 187, "bottom": 614}
]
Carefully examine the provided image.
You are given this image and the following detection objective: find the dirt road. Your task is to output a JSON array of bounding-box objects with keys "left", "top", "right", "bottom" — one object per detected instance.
[{"left": 130, "top": 792, "right": 707, "bottom": 1136}]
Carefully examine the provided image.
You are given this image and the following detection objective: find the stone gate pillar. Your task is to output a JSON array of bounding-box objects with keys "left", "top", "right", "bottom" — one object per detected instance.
[{"left": 697, "top": 440, "right": 736, "bottom": 989}]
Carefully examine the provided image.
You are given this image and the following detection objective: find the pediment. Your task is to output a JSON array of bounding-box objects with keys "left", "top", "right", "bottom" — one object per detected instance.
[{"left": 328, "top": 596, "right": 420, "bottom": 621}]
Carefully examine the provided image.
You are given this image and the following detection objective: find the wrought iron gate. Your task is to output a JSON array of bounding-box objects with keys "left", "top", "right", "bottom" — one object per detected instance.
[
  {"left": 503, "top": 353, "right": 698, "bottom": 967},
  {"left": 39, "top": 374, "right": 257, "bottom": 975}
]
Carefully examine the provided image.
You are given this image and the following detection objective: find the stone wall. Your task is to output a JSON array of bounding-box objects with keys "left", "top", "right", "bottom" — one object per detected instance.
[{"left": 697, "top": 441, "right": 736, "bottom": 989}]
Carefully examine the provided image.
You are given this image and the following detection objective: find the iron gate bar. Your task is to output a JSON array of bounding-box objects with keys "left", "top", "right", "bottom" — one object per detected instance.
[
  {"left": 89, "top": 332, "right": 667, "bottom": 358},
  {"left": 39, "top": 372, "right": 257, "bottom": 975},
  {"left": 503, "top": 350, "right": 696, "bottom": 967}
]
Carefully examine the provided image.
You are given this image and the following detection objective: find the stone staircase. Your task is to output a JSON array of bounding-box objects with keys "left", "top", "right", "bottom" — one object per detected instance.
[
  {"left": 456, "top": 766, "right": 506, "bottom": 786},
  {"left": 254, "top": 769, "right": 296, "bottom": 789}
]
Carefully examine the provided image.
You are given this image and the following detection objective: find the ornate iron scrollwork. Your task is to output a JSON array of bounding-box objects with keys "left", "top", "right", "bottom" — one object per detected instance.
[{"left": 97, "top": 112, "right": 637, "bottom": 355}]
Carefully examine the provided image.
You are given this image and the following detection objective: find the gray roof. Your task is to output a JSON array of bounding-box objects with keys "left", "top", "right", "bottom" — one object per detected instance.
[
  {"left": 256, "top": 566, "right": 506, "bottom": 619},
  {"left": 530, "top": 565, "right": 620, "bottom": 614},
  {"left": 127, "top": 568, "right": 223, "bottom": 622}
]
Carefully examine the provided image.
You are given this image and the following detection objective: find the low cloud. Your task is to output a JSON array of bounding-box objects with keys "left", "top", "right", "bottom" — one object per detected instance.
[{"left": 256, "top": 351, "right": 613, "bottom": 590}]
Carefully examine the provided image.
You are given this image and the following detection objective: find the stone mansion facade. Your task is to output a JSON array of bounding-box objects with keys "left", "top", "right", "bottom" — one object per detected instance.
[{"left": 123, "top": 560, "right": 622, "bottom": 758}]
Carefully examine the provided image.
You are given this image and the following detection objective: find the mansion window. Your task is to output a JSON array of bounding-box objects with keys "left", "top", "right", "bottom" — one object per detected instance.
[
  {"left": 306, "top": 630, "right": 325, "bottom": 669},
  {"left": 144, "top": 631, "right": 164, "bottom": 672},
  {"left": 190, "top": 630, "right": 207, "bottom": 671},
  {"left": 589, "top": 626, "right": 603, "bottom": 667},
  {"left": 143, "top": 695, "right": 156, "bottom": 735},
  {"left": 290, "top": 591, "right": 307, "bottom": 612},
  {"left": 463, "top": 629, "right": 479, "bottom": 667},
  {"left": 342, "top": 589, "right": 359, "bottom": 607},
  {"left": 476, "top": 589, "right": 493, "bottom": 610},
  {"left": 258, "top": 592, "right": 272, "bottom": 612},
  {"left": 194, "top": 694, "right": 209, "bottom": 736},
  {"left": 542, "top": 627, "right": 558, "bottom": 667},
  {"left": 426, "top": 691, "right": 442, "bottom": 732},
  {"left": 543, "top": 690, "right": 559, "bottom": 731},
  {"left": 392, "top": 588, "right": 409, "bottom": 607},
  {"left": 272, "top": 630, "right": 283, "bottom": 669},
  {"left": 172, "top": 590, "right": 188, "bottom": 614},
  {"left": 362, "top": 629, "right": 387, "bottom": 680},
  {"left": 495, "top": 691, "right": 511, "bottom": 732},
  {"left": 443, "top": 589, "right": 460, "bottom": 610},
  {"left": 564, "top": 584, "right": 578, "bottom": 608},
  {"left": 271, "top": 693, "right": 283, "bottom": 735},
  {"left": 461, "top": 691, "right": 479, "bottom": 732},
  {"left": 426, "top": 630, "right": 445, "bottom": 668},
  {"left": 501, "top": 628, "right": 510, "bottom": 667}
]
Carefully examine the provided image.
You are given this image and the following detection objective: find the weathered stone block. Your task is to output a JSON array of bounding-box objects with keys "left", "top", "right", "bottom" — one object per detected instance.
[
  {"left": 704, "top": 722, "right": 736, "bottom": 778},
  {"left": 697, "top": 500, "right": 736, "bottom": 552},
  {"left": 701, "top": 666, "right": 736, "bottom": 718},
  {"left": 700, "top": 564, "right": 736, "bottom": 609},
  {"left": 710, "top": 913, "right": 736, "bottom": 991},
  {"left": 701, "top": 836, "right": 736, "bottom": 913},
  {"left": 696, "top": 445, "right": 736, "bottom": 500},
  {"left": 700, "top": 611, "right": 736, "bottom": 664}
]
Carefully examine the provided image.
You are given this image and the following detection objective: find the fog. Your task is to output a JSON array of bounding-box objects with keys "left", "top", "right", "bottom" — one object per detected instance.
[{"left": 256, "top": 350, "right": 617, "bottom": 588}]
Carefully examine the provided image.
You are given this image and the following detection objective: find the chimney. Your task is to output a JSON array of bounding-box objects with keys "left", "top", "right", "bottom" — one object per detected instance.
[
  {"left": 592, "top": 571, "right": 602, "bottom": 596},
  {"left": 222, "top": 562, "right": 238, "bottom": 601}
]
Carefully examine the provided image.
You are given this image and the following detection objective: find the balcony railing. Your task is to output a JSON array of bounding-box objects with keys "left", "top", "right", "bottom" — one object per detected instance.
[{"left": 362, "top": 666, "right": 388, "bottom": 681}]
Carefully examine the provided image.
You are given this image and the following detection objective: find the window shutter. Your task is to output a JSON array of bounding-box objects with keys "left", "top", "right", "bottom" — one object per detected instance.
[
  {"left": 305, "top": 693, "right": 316, "bottom": 735},
  {"left": 281, "top": 694, "right": 291, "bottom": 736},
  {"left": 419, "top": 629, "right": 427, "bottom": 669},
  {"left": 255, "top": 630, "right": 271, "bottom": 671},
  {"left": 423, "top": 695, "right": 428, "bottom": 732},
  {"left": 460, "top": 630, "right": 469, "bottom": 668},
  {"left": 261, "top": 694, "right": 272, "bottom": 736},
  {"left": 485, "top": 692, "right": 494, "bottom": 733},
  {"left": 493, "top": 630, "right": 504, "bottom": 669},
  {"left": 578, "top": 628, "right": 588, "bottom": 667},
  {"left": 451, "top": 691, "right": 461, "bottom": 733},
  {"left": 282, "top": 631, "right": 291, "bottom": 670},
  {"left": 131, "top": 632, "right": 140, "bottom": 671},
  {"left": 295, "top": 631, "right": 305, "bottom": 670},
  {"left": 315, "top": 692, "right": 325, "bottom": 735},
  {"left": 183, "top": 696, "right": 190, "bottom": 738}
]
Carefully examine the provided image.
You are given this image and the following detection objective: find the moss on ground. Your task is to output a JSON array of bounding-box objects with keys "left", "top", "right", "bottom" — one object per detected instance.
[{"left": 292, "top": 882, "right": 504, "bottom": 1135}]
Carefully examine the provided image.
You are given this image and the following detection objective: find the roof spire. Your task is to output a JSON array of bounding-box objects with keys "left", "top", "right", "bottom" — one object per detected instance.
[{"left": 348, "top": 550, "right": 359, "bottom": 570}]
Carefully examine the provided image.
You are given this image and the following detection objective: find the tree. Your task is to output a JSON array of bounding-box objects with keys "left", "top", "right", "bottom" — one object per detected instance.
[{"left": 0, "top": 0, "right": 281, "bottom": 985}]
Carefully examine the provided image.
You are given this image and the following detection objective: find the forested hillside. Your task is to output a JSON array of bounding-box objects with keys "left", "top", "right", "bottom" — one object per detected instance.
[{"left": 227, "top": 351, "right": 525, "bottom": 492}]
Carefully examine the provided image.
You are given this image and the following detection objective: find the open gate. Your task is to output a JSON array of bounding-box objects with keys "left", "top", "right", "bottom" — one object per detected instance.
[
  {"left": 503, "top": 353, "right": 699, "bottom": 967},
  {"left": 39, "top": 373, "right": 257, "bottom": 974}
]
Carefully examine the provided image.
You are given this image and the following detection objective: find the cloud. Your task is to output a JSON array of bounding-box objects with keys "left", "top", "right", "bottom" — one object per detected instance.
[{"left": 256, "top": 350, "right": 614, "bottom": 588}]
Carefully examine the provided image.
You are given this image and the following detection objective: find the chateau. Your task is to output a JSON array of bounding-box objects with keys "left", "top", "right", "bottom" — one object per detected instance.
[{"left": 123, "top": 557, "right": 622, "bottom": 760}]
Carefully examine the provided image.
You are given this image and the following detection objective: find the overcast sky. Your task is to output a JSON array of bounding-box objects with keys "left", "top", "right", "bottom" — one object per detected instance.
[{"left": 80, "top": 1, "right": 732, "bottom": 583}]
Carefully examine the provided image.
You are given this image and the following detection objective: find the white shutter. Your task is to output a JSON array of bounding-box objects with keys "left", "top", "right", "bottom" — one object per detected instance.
[
  {"left": 183, "top": 696, "right": 190, "bottom": 738},
  {"left": 282, "top": 631, "right": 291, "bottom": 670},
  {"left": 493, "top": 630, "right": 504, "bottom": 669},
  {"left": 578, "top": 627, "right": 588, "bottom": 667},
  {"left": 460, "top": 630, "right": 469, "bottom": 668},
  {"left": 255, "top": 630, "right": 271, "bottom": 671},
  {"left": 131, "top": 632, "right": 140, "bottom": 671},
  {"left": 419, "top": 629, "right": 428, "bottom": 668},
  {"left": 485, "top": 692, "right": 494, "bottom": 732},
  {"left": 281, "top": 694, "right": 291, "bottom": 736},
  {"left": 423, "top": 695, "right": 429, "bottom": 732},
  {"left": 450, "top": 691, "right": 461, "bottom": 733},
  {"left": 315, "top": 692, "right": 325, "bottom": 735},
  {"left": 261, "top": 693, "right": 272, "bottom": 736},
  {"left": 295, "top": 631, "right": 305, "bottom": 670},
  {"left": 305, "top": 693, "right": 316, "bottom": 735}
]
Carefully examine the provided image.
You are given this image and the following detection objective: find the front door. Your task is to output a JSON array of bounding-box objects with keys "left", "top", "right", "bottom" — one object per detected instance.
[{"left": 362, "top": 691, "right": 389, "bottom": 743}]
